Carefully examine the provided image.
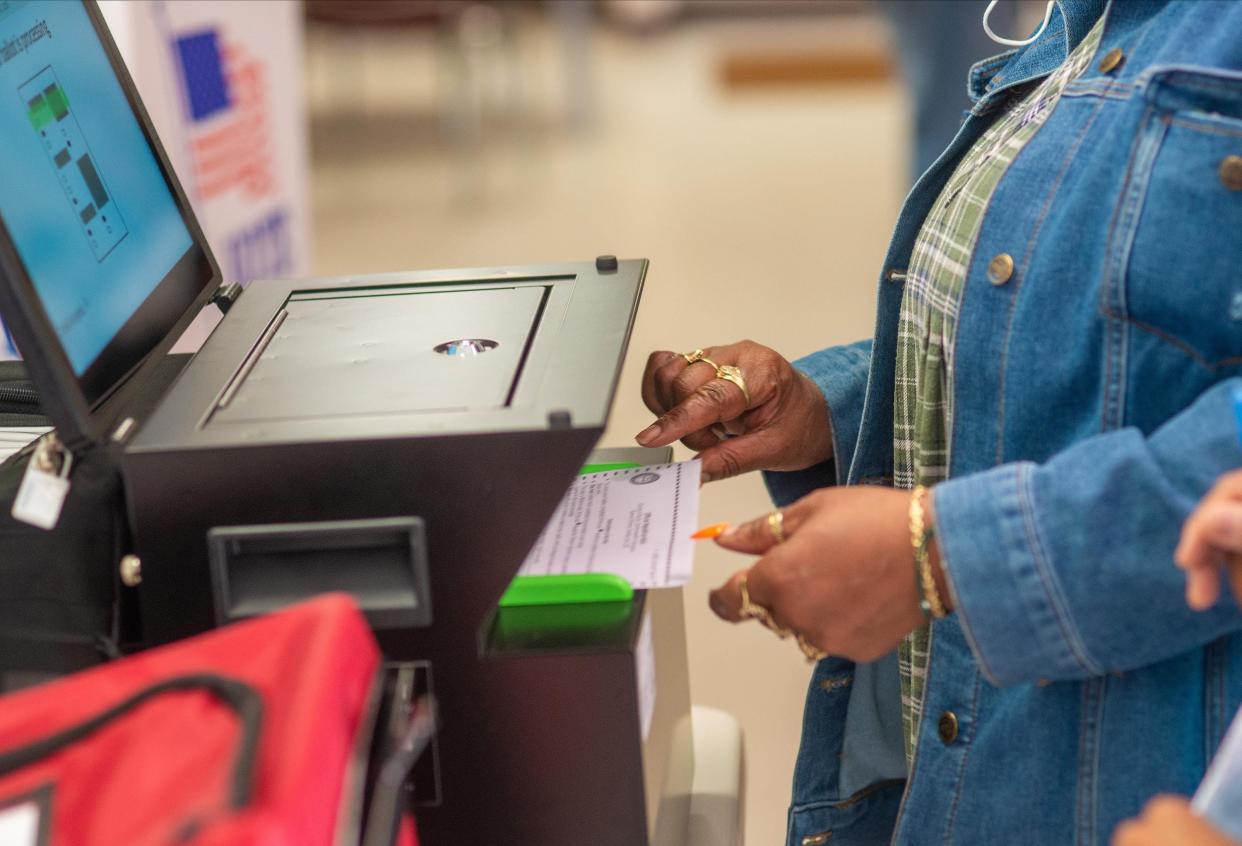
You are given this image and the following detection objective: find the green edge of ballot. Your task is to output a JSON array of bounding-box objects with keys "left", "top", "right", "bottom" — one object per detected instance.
[{"left": 497, "top": 461, "right": 642, "bottom": 607}]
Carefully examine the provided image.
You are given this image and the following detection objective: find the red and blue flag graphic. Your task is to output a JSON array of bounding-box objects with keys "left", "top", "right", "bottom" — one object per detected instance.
[{"left": 174, "top": 29, "right": 275, "bottom": 201}]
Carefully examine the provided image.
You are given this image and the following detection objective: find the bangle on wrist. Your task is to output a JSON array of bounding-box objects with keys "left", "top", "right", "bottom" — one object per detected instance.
[{"left": 909, "top": 485, "right": 948, "bottom": 620}]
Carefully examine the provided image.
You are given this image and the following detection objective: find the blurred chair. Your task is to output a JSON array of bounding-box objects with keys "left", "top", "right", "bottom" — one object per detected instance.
[
  {"left": 306, "top": 0, "right": 524, "bottom": 146},
  {"left": 687, "top": 706, "right": 745, "bottom": 846},
  {"left": 306, "top": 0, "right": 601, "bottom": 204}
]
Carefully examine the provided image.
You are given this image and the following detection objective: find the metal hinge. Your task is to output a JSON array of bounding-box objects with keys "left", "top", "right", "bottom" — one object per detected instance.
[{"left": 208, "top": 282, "right": 243, "bottom": 315}]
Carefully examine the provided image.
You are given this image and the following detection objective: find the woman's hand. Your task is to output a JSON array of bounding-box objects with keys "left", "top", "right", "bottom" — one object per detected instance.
[
  {"left": 1176, "top": 469, "right": 1242, "bottom": 610},
  {"left": 1113, "top": 796, "right": 1238, "bottom": 846},
  {"left": 705, "top": 486, "right": 944, "bottom": 663},
  {"left": 636, "top": 341, "right": 832, "bottom": 483}
]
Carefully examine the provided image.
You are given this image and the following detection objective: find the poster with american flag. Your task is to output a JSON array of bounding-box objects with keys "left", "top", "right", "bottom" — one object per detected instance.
[
  {"left": 174, "top": 27, "right": 277, "bottom": 204},
  {"left": 155, "top": 0, "right": 308, "bottom": 292}
]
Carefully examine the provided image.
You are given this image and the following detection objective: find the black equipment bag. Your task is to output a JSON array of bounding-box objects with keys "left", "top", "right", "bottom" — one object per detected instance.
[
  {"left": 0, "top": 361, "right": 45, "bottom": 427},
  {"left": 0, "top": 361, "right": 124, "bottom": 691}
]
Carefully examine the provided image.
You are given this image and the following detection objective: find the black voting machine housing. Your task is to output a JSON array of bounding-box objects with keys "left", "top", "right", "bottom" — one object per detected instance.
[{"left": 0, "top": 3, "right": 691, "bottom": 843}]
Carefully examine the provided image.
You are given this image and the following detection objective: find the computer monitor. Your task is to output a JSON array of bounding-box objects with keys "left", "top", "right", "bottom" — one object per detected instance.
[{"left": 0, "top": 0, "right": 215, "bottom": 438}]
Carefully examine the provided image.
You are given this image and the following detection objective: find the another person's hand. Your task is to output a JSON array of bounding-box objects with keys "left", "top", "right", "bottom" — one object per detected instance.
[
  {"left": 1113, "top": 796, "right": 1238, "bottom": 846},
  {"left": 1176, "top": 469, "right": 1242, "bottom": 611},
  {"left": 705, "top": 486, "right": 943, "bottom": 662},
  {"left": 636, "top": 341, "right": 832, "bottom": 483}
]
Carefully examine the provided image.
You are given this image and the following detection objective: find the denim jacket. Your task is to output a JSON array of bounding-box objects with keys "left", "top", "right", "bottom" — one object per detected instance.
[{"left": 765, "top": 2, "right": 1242, "bottom": 843}]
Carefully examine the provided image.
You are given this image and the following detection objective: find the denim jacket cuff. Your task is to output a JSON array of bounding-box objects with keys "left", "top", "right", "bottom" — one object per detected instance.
[
  {"left": 932, "top": 462, "right": 1100, "bottom": 687},
  {"left": 763, "top": 342, "right": 871, "bottom": 506},
  {"left": 763, "top": 460, "right": 836, "bottom": 508}
]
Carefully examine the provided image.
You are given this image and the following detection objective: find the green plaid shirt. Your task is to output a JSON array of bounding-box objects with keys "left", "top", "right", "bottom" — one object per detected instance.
[{"left": 894, "top": 18, "right": 1105, "bottom": 761}]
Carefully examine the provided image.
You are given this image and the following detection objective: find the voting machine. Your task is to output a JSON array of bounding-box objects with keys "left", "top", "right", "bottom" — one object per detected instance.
[{"left": 0, "top": 3, "right": 695, "bottom": 844}]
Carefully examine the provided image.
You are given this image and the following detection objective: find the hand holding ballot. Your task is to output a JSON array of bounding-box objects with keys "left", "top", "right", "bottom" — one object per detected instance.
[
  {"left": 1174, "top": 463, "right": 1242, "bottom": 844},
  {"left": 1177, "top": 468, "right": 1242, "bottom": 612},
  {"left": 634, "top": 342, "right": 833, "bottom": 484},
  {"left": 1112, "top": 459, "right": 1242, "bottom": 846},
  {"left": 1112, "top": 796, "right": 1238, "bottom": 846}
]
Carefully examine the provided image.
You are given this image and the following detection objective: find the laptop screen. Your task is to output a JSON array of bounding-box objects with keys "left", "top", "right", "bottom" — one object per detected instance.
[{"left": 0, "top": 0, "right": 206, "bottom": 403}]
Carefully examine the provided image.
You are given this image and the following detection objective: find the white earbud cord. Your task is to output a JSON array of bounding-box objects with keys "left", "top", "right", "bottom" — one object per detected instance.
[{"left": 983, "top": 0, "right": 1057, "bottom": 47}]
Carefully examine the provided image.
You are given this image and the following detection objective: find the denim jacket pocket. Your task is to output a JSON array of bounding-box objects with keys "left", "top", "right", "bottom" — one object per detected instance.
[
  {"left": 787, "top": 656, "right": 906, "bottom": 845},
  {"left": 1105, "top": 66, "right": 1242, "bottom": 370},
  {"left": 787, "top": 779, "right": 905, "bottom": 846}
]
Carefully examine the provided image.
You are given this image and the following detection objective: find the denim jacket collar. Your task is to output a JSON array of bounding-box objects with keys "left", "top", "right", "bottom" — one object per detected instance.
[{"left": 968, "top": 0, "right": 1110, "bottom": 108}]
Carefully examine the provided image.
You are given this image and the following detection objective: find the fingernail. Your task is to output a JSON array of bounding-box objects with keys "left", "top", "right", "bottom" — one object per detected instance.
[
  {"left": 636, "top": 423, "right": 662, "bottom": 445},
  {"left": 692, "top": 522, "right": 730, "bottom": 540},
  {"left": 700, "top": 473, "right": 714, "bottom": 484},
  {"left": 720, "top": 523, "right": 737, "bottom": 537}
]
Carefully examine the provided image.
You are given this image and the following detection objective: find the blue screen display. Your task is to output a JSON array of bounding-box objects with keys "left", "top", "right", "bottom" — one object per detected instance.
[{"left": 0, "top": 0, "right": 193, "bottom": 374}]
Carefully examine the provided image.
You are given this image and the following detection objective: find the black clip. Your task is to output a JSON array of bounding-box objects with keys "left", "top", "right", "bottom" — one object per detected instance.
[{"left": 209, "top": 282, "right": 243, "bottom": 315}]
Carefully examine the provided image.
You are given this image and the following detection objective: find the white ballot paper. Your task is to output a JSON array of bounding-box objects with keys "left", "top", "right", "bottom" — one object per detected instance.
[
  {"left": 1194, "top": 706, "right": 1242, "bottom": 839},
  {"left": 518, "top": 460, "right": 701, "bottom": 589}
]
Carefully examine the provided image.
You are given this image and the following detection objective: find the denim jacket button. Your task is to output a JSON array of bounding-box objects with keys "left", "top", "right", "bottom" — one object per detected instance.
[
  {"left": 1098, "top": 47, "right": 1125, "bottom": 74},
  {"left": 938, "top": 711, "right": 959, "bottom": 744},
  {"left": 987, "top": 253, "right": 1014, "bottom": 285},
  {"left": 1220, "top": 155, "right": 1242, "bottom": 191}
]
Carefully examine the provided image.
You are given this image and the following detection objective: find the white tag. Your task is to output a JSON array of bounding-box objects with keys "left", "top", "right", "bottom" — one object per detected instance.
[
  {"left": 12, "top": 463, "right": 70, "bottom": 530},
  {"left": 0, "top": 800, "right": 42, "bottom": 846}
]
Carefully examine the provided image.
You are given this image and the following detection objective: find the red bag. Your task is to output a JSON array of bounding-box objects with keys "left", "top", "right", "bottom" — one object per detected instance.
[{"left": 0, "top": 594, "right": 418, "bottom": 846}]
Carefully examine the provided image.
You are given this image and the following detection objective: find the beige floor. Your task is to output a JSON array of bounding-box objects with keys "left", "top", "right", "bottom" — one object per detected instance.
[{"left": 308, "top": 12, "right": 908, "bottom": 844}]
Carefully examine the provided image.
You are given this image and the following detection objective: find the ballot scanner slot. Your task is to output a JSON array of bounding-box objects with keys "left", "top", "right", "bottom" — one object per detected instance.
[
  {"left": 285, "top": 273, "right": 575, "bottom": 301},
  {"left": 213, "top": 307, "right": 288, "bottom": 411},
  {"left": 207, "top": 517, "right": 432, "bottom": 630}
]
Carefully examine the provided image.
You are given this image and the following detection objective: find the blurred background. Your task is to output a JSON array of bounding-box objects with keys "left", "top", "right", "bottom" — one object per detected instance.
[{"left": 72, "top": 1, "right": 1035, "bottom": 842}]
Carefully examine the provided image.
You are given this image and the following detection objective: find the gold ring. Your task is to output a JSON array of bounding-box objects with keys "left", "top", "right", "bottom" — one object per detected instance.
[
  {"left": 682, "top": 349, "right": 720, "bottom": 370},
  {"left": 768, "top": 510, "right": 785, "bottom": 544},
  {"left": 715, "top": 364, "right": 751, "bottom": 406},
  {"left": 739, "top": 574, "right": 791, "bottom": 639}
]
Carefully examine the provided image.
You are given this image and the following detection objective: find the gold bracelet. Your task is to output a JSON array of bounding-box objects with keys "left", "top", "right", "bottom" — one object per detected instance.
[{"left": 909, "top": 485, "right": 947, "bottom": 619}]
